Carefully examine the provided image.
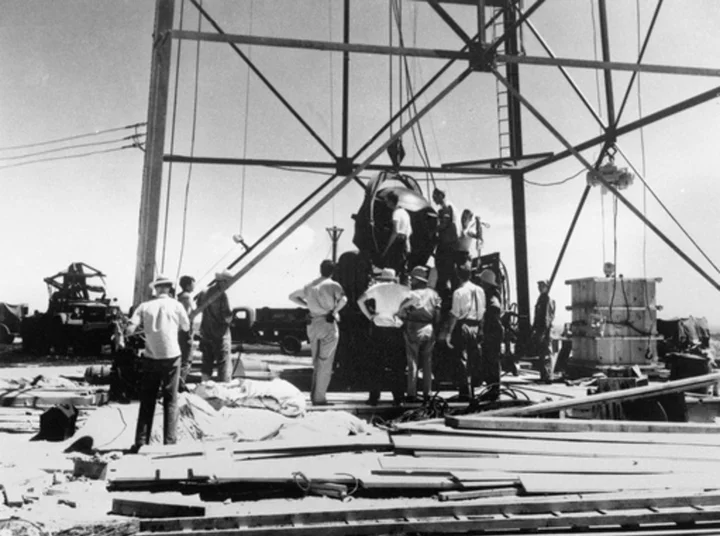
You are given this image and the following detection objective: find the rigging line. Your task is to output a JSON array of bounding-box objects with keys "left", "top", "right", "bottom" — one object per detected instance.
[
  {"left": 0, "top": 134, "right": 144, "bottom": 162},
  {"left": 388, "top": 0, "right": 393, "bottom": 137},
  {"left": 396, "top": 0, "right": 403, "bottom": 132},
  {"left": 0, "top": 122, "right": 146, "bottom": 152},
  {"left": 636, "top": 0, "right": 648, "bottom": 279},
  {"left": 524, "top": 168, "right": 585, "bottom": 187},
  {"left": 162, "top": 0, "right": 187, "bottom": 273},
  {"left": 616, "top": 145, "right": 720, "bottom": 278},
  {"left": 176, "top": 3, "right": 203, "bottom": 282},
  {"left": 239, "top": 0, "right": 255, "bottom": 236},
  {"left": 0, "top": 145, "right": 135, "bottom": 171},
  {"left": 271, "top": 164, "right": 372, "bottom": 180},
  {"left": 392, "top": 2, "right": 434, "bottom": 185},
  {"left": 328, "top": 0, "right": 336, "bottom": 225},
  {"left": 590, "top": 0, "right": 607, "bottom": 263},
  {"left": 613, "top": 196, "right": 618, "bottom": 272}
]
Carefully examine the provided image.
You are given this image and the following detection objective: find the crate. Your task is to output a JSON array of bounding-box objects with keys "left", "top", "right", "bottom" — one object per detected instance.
[
  {"left": 568, "top": 306, "right": 657, "bottom": 338},
  {"left": 565, "top": 277, "right": 661, "bottom": 309},
  {"left": 570, "top": 336, "right": 659, "bottom": 367}
]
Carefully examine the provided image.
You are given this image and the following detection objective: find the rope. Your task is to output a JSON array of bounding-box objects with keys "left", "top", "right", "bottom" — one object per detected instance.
[
  {"left": 328, "top": 0, "right": 336, "bottom": 224},
  {"left": 175, "top": 2, "right": 203, "bottom": 281},
  {"left": 636, "top": 0, "right": 648, "bottom": 280},
  {"left": 524, "top": 168, "right": 584, "bottom": 187},
  {"left": 0, "top": 122, "right": 145, "bottom": 152},
  {"left": 239, "top": 0, "right": 255, "bottom": 236},
  {"left": 391, "top": 1, "right": 435, "bottom": 189},
  {"left": 161, "top": 0, "right": 187, "bottom": 273},
  {"left": 388, "top": 1, "right": 393, "bottom": 136}
]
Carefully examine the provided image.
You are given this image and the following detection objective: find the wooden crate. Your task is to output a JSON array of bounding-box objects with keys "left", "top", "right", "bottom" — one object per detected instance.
[
  {"left": 565, "top": 277, "right": 661, "bottom": 309},
  {"left": 571, "top": 336, "right": 659, "bottom": 367},
  {"left": 569, "top": 306, "right": 657, "bottom": 338}
]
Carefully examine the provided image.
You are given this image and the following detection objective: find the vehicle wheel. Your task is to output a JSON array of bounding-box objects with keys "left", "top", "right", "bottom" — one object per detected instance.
[
  {"left": 0, "top": 323, "right": 14, "bottom": 344},
  {"left": 280, "top": 335, "right": 302, "bottom": 355}
]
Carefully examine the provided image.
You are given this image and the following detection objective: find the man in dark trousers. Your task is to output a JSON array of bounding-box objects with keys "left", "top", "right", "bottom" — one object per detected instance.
[
  {"left": 126, "top": 275, "right": 190, "bottom": 449},
  {"left": 176, "top": 274, "right": 195, "bottom": 391},
  {"left": 531, "top": 279, "right": 556, "bottom": 383},
  {"left": 444, "top": 265, "right": 486, "bottom": 401},
  {"left": 197, "top": 270, "right": 236, "bottom": 383},
  {"left": 478, "top": 269, "right": 504, "bottom": 400},
  {"left": 432, "top": 188, "right": 458, "bottom": 304},
  {"left": 357, "top": 268, "right": 411, "bottom": 405}
]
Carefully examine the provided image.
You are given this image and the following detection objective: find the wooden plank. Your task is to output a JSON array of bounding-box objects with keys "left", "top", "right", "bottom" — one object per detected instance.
[
  {"left": 446, "top": 415, "right": 720, "bottom": 434},
  {"left": 391, "top": 433, "right": 720, "bottom": 460},
  {"left": 520, "top": 473, "right": 720, "bottom": 494},
  {"left": 437, "top": 487, "right": 518, "bottom": 501},
  {"left": 378, "top": 453, "right": 715, "bottom": 475},
  {"left": 135, "top": 506, "right": 720, "bottom": 535},
  {"left": 112, "top": 497, "right": 206, "bottom": 518},
  {"left": 403, "top": 422, "right": 720, "bottom": 446},
  {"left": 483, "top": 372, "right": 720, "bottom": 417},
  {"left": 139, "top": 490, "right": 720, "bottom": 534}
]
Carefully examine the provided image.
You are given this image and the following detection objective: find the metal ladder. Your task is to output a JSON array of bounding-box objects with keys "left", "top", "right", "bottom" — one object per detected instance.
[{"left": 492, "top": 7, "right": 511, "bottom": 161}]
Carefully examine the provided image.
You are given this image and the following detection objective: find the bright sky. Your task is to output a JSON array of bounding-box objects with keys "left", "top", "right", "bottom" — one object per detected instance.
[{"left": 2, "top": 1, "right": 720, "bottom": 328}]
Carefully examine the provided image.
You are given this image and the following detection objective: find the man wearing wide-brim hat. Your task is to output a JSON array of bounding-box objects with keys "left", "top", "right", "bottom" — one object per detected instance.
[
  {"left": 397, "top": 266, "right": 441, "bottom": 401},
  {"left": 357, "top": 267, "right": 411, "bottom": 405},
  {"left": 531, "top": 279, "right": 555, "bottom": 384},
  {"left": 196, "top": 269, "right": 237, "bottom": 382},
  {"left": 126, "top": 275, "right": 190, "bottom": 448}
]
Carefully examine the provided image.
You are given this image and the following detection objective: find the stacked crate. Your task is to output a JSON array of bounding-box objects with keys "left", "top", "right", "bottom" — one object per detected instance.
[{"left": 565, "top": 277, "right": 662, "bottom": 368}]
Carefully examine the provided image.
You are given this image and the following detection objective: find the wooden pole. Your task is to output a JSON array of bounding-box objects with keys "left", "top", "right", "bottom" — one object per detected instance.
[
  {"left": 133, "top": 0, "right": 175, "bottom": 306},
  {"left": 484, "top": 372, "right": 720, "bottom": 417}
]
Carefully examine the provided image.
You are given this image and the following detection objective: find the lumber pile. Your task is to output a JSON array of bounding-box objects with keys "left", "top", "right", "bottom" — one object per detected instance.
[{"left": 99, "top": 372, "right": 720, "bottom": 534}]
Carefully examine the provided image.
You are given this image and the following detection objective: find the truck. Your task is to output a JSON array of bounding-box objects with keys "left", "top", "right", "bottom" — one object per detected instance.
[
  {"left": 0, "top": 302, "right": 28, "bottom": 344},
  {"left": 20, "top": 262, "right": 125, "bottom": 355},
  {"left": 230, "top": 306, "right": 309, "bottom": 355}
]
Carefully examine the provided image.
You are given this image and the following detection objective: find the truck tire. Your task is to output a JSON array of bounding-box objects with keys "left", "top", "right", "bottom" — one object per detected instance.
[
  {"left": 280, "top": 335, "right": 302, "bottom": 355},
  {"left": 0, "top": 323, "right": 14, "bottom": 344}
]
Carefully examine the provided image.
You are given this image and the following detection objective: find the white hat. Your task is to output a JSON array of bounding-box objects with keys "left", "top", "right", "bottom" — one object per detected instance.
[
  {"left": 375, "top": 268, "right": 397, "bottom": 282},
  {"left": 149, "top": 275, "right": 174, "bottom": 290},
  {"left": 215, "top": 269, "right": 233, "bottom": 282}
]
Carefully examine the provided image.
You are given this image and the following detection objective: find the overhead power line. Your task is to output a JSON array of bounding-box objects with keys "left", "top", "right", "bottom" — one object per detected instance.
[
  {"left": 0, "top": 122, "right": 146, "bottom": 152},
  {"left": 0, "top": 144, "right": 139, "bottom": 171},
  {"left": 0, "top": 133, "right": 145, "bottom": 162}
]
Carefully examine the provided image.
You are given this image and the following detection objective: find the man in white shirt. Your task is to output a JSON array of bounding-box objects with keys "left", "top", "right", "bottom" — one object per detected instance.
[
  {"left": 357, "top": 268, "right": 411, "bottom": 405},
  {"left": 444, "top": 265, "right": 486, "bottom": 401},
  {"left": 289, "top": 260, "right": 348, "bottom": 405},
  {"left": 381, "top": 191, "right": 412, "bottom": 282},
  {"left": 126, "top": 275, "right": 190, "bottom": 448}
]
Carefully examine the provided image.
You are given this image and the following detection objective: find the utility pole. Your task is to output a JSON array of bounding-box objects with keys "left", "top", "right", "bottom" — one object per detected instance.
[
  {"left": 326, "top": 226, "right": 344, "bottom": 264},
  {"left": 133, "top": 0, "right": 175, "bottom": 306}
]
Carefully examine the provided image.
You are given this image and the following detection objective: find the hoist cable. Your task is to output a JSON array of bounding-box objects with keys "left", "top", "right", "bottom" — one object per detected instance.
[
  {"left": 392, "top": 1, "right": 435, "bottom": 187},
  {"left": 328, "top": 0, "right": 336, "bottom": 225},
  {"left": 239, "top": 0, "right": 254, "bottom": 236},
  {"left": 161, "top": 0, "right": 187, "bottom": 273},
  {"left": 388, "top": 1, "right": 394, "bottom": 137},
  {"left": 175, "top": 3, "right": 203, "bottom": 281}
]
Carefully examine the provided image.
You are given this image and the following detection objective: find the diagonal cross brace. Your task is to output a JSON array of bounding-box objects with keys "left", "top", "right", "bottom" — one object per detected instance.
[
  {"left": 492, "top": 66, "right": 720, "bottom": 294},
  {"left": 191, "top": 68, "right": 474, "bottom": 318}
]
